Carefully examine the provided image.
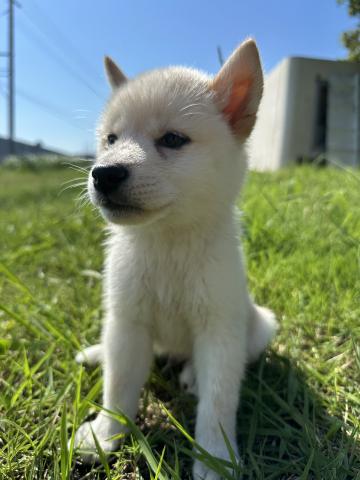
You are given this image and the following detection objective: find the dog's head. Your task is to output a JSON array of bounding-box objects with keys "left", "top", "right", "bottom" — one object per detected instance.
[{"left": 88, "top": 39, "right": 263, "bottom": 227}]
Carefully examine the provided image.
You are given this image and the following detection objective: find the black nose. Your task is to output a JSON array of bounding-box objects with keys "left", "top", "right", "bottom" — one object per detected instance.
[{"left": 92, "top": 165, "right": 129, "bottom": 194}]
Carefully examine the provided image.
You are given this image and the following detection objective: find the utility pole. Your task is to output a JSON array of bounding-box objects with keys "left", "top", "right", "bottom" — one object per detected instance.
[{"left": 8, "top": 0, "right": 15, "bottom": 154}]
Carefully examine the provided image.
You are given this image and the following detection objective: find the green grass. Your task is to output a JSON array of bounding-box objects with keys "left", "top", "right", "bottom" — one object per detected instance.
[{"left": 0, "top": 165, "right": 359, "bottom": 479}]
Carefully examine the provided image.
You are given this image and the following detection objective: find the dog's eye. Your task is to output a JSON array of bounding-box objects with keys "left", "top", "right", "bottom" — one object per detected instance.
[
  {"left": 107, "top": 133, "right": 118, "bottom": 146},
  {"left": 156, "top": 132, "right": 190, "bottom": 149}
]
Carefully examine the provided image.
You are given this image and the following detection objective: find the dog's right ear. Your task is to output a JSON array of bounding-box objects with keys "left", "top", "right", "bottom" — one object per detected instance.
[{"left": 104, "top": 56, "right": 127, "bottom": 90}]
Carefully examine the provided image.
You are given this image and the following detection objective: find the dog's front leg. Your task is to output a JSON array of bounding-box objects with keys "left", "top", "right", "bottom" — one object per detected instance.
[
  {"left": 193, "top": 321, "right": 245, "bottom": 480},
  {"left": 74, "top": 318, "right": 153, "bottom": 458}
]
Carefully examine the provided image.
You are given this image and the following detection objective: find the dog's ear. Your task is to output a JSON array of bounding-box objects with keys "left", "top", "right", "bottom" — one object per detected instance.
[
  {"left": 211, "top": 38, "right": 263, "bottom": 139},
  {"left": 104, "top": 56, "right": 127, "bottom": 90}
]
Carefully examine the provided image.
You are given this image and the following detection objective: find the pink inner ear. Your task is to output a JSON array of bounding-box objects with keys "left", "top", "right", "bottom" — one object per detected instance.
[{"left": 223, "top": 78, "right": 253, "bottom": 128}]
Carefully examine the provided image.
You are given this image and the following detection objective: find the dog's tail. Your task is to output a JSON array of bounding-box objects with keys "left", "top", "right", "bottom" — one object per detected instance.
[{"left": 247, "top": 304, "right": 278, "bottom": 363}]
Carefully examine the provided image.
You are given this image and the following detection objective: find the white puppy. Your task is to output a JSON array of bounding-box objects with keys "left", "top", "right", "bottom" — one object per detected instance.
[{"left": 73, "top": 39, "right": 277, "bottom": 479}]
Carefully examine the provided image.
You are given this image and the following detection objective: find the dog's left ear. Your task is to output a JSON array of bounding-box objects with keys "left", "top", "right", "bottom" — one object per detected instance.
[
  {"left": 104, "top": 56, "right": 127, "bottom": 90},
  {"left": 211, "top": 38, "right": 263, "bottom": 139}
]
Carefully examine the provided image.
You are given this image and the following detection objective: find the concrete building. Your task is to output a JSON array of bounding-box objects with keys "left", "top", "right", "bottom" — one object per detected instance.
[{"left": 250, "top": 57, "right": 360, "bottom": 170}]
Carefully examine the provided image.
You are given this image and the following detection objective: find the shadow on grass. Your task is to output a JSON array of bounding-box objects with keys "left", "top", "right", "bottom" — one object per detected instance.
[
  {"left": 238, "top": 352, "right": 359, "bottom": 479},
  {"left": 71, "top": 353, "right": 359, "bottom": 480}
]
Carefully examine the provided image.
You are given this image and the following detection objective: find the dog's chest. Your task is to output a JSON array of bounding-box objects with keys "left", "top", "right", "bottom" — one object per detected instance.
[
  {"left": 108, "top": 231, "right": 213, "bottom": 355},
  {"left": 145, "top": 243, "right": 209, "bottom": 355}
]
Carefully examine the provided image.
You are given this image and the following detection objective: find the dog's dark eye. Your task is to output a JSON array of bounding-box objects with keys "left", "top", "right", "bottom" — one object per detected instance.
[
  {"left": 107, "top": 133, "right": 118, "bottom": 146},
  {"left": 157, "top": 132, "right": 190, "bottom": 149}
]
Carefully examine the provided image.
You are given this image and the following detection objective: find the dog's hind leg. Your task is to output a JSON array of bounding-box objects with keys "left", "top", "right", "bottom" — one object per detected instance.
[
  {"left": 75, "top": 344, "right": 103, "bottom": 365},
  {"left": 247, "top": 305, "right": 278, "bottom": 363}
]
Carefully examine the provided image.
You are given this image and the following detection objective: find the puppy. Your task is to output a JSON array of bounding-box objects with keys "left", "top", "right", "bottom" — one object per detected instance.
[{"left": 73, "top": 38, "right": 277, "bottom": 479}]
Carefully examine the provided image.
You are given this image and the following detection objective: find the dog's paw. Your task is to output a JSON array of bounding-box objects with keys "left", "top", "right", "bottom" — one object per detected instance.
[
  {"left": 179, "top": 361, "right": 197, "bottom": 396},
  {"left": 193, "top": 460, "right": 221, "bottom": 480},
  {"left": 72, "top": 413, "right": 120, "bottom": 462},
  {"left": 75, "top": 344, "right": 103, "bottom": 366},
  {"left": 193, "top": 463, "right": 221, "bottom": 480},
  {"left": 247, "top": 305, "right": 278, "bottom": 363},
  {"left": 193, "top": 442, "right": 238, "bottom": 480}
]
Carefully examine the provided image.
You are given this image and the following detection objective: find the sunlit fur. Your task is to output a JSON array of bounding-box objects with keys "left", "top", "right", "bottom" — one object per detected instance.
[{"left": 74, "top": 39, "right": 277, "bottom": 480}]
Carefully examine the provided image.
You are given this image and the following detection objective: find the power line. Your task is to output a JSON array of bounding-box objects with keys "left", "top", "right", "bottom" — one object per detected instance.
[
  {"left": 17, "top": 15, "right": 103, "bottom": 100},
  {"left": 1, "top": 80, "right": 90, "bottom": 132},
  {"left": 1, "top": 2, "right": 100, "bottom": 148},
  {"left": 16, "top": 87, "right": 88, "bottom": 131},
  {"left": 21, "top": 0, "right": 101, "bottom": 82}
]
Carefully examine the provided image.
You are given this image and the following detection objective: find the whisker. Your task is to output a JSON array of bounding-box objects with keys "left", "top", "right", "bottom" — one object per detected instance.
[
  {"left": 77, "top": 187, "right": 88, "bottom": 196},
  {"left": 181, "top": 111, "right": 207, "bottom": 118},
  {"left": 76, "top": 188, "right": 90, "bottom": 201},
  {"left": 75, "top": 192, "right": 91, "bottom": 212},
  {"left": 77, "top": 191, "right": 89, "bottom": 204},
  {"left": 59, "top": 182, "right": 88, "bottom": 195},
  {"left": 63, "top": 162, "right": 90, "bottom": 173},
  {"left": 61, "top": 176, "right": 87, "bottom": 186},
  {"left": 179, "top": 102, "right": 207, "bottom": 113},
  {"left": 73, "top": 166, "right": 90, "bottom": 174}
]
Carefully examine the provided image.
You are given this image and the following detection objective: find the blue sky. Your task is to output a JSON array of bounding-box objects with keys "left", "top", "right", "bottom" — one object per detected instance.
[{"left": 0, "top": 0, "right": 356, "bottom": 155}]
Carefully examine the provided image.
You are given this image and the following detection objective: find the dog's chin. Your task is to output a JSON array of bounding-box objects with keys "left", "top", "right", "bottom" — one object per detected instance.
[
  {"left": 100, "top": 205, "right": 144, "bottom": 225},
  {"left": 98, "top": 200, "right": 168, "bottom": 226}
]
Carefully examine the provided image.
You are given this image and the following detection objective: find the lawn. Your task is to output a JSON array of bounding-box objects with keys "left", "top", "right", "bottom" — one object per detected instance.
[{"left": 0, "top": 165, "right": 359, "bottom": 479}]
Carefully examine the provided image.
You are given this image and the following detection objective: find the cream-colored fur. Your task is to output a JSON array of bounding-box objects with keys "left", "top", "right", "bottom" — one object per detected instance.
[{"left": 73, "top": 39, "right": 277, "bottom": 479}]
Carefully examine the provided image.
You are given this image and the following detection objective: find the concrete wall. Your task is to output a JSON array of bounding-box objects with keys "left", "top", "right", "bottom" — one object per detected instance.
[
  {"left": 249, "top": 58, "right": 291, "bottom": 170},
  {"left": 250, "top": 57, "right": 360, "bottom": 170}
]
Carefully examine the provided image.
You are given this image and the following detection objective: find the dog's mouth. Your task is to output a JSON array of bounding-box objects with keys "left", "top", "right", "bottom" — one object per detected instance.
[
  {"left": 91, "top": 190, "right": 171, "bottom": 225},
  {"left": 101, "top": 198, "right": 144, "bottom": 215}
]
